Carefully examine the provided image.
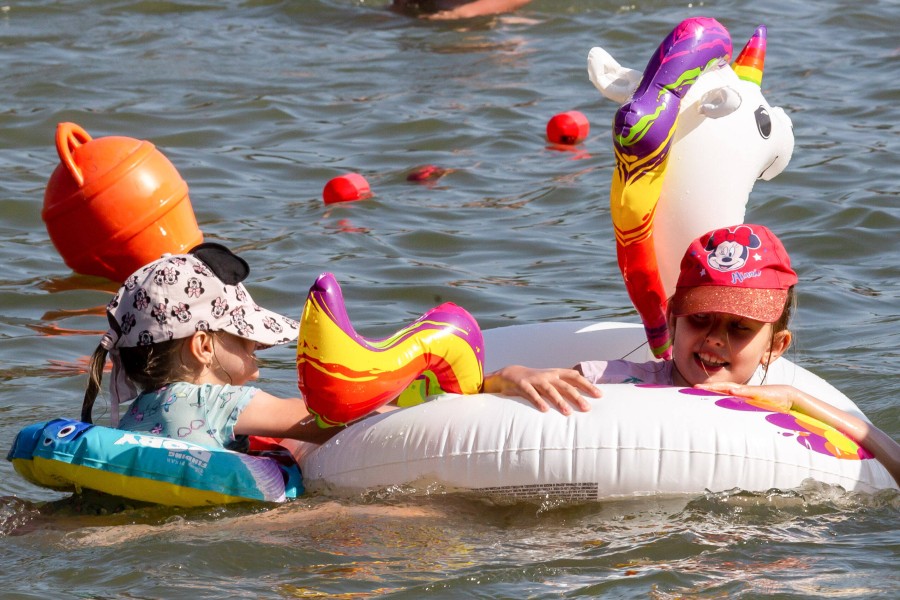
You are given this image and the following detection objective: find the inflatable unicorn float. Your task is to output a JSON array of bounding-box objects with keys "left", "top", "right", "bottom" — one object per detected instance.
[
  {"left": 8, "top": 18, "right": 895, "bottom": 507},
  {"left": 289, "top": 18, "right": 891, "bottom": 500},
  {"left": 293, "top": 17, "right": 893, "bottom": 498}
]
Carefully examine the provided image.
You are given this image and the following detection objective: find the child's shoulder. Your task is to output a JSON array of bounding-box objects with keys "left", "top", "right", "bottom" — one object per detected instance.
[
  {"left": 579, "top": 359, "right": 673, "bottom": 385},
  {"left": 133, "top": 381, "right": 259, "bottom": 406}
]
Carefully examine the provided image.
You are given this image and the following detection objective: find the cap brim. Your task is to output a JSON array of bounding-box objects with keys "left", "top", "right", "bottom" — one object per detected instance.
[
  {"left": 220, "top": 305, "right": 299, "bottom": 348},
  {"left": 670, "top": 286, "right": 788, "bottom": 323}
]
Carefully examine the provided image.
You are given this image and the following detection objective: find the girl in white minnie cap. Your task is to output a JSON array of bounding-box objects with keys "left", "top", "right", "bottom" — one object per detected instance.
[{"left": 82, "top": 243, "right": 335, "bottom": 449}]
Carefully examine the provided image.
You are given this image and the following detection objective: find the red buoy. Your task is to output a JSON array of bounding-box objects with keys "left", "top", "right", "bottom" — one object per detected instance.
[
  {"left": 546, "top": 111, "right": 590, "bottom": 145},
  {"left": 323, "top": 173, "right": 373, "bottom": 205}
]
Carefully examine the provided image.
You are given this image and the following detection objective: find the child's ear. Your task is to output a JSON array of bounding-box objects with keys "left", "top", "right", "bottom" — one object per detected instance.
[
  {"left": 186, "top": 330, "right": 215, "bottom": 366},
  {"left": 763, "top": 329, "right": 792, "bottom": 365}
]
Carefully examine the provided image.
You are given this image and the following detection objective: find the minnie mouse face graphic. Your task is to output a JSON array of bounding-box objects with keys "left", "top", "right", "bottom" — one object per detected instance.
[{"left": 705, "top": 225, "right": 762, "bottom": 272}]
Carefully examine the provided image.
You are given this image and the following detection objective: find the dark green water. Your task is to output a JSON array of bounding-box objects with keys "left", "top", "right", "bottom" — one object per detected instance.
[{"left": 1, "top": 1, "right": 897, "bottom": 597}]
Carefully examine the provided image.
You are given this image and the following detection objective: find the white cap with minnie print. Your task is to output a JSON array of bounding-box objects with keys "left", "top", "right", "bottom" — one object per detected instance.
[{"left": 103, "top": 243, "right": 298, "bottom": 349}]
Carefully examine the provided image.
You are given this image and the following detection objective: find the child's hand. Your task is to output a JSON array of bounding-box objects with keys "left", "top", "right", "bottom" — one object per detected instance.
[
  {"left": 702, "top": 382, "right": 900, "bottom": 487},
  {"left": 695, "top": 382, "right": 794, "bottom": 413},
  {"left": 482, "top": 365, "right": 600, "bottom": 415}
]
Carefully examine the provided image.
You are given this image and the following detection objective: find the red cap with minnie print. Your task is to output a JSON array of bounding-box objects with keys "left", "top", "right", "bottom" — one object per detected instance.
[{"left": 670, "top": 224, "right": 798, "bottom": 323}]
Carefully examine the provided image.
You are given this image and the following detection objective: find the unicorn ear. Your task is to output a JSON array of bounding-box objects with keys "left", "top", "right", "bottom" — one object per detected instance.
[
  {"left": 698, "top": 86, "right": 742, "bottom": 118},
  {"left": 587, "top": 46, "right": 642, "bottom": 104},
  {"left": 732, "top": 25, "right": 767, "bottom": 87}
]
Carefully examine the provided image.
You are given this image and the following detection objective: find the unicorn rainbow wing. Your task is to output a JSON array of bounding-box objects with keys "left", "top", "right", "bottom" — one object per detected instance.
[{"left": 297, "top": 273, "right": 484, "bottom": 427}]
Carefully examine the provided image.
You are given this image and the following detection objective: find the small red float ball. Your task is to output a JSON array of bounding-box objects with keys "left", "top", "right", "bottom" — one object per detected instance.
[
  {"left": 406, "top": 164, "right": 448, "bottom": 182},
  {"left": 323, "top": 173, "right": 372, "bottom": 205},
  {"left": 546, "top": 111, "right": 590, "bottom": 146}
]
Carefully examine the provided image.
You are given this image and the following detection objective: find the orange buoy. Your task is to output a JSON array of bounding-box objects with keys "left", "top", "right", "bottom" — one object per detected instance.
[
  {"left": 42, "top": 123, "right": 203, "bottom": 283},
  {"left": 323, "top": 173, "right": 372, "bottom": 205},
  {"left": 546, "top": 111, "right": 590, "bottom": 145}
]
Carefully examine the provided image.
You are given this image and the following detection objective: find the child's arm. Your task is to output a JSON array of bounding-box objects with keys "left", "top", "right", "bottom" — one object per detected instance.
[
  {"left": 697, "top": 382, "right": 900, "bottom": 487},
  {"left": 235, "top": 391, "right": 343, "bottom": 445},
  {"left": 482, "top": 365, "right": 599, "bottom": 415}
]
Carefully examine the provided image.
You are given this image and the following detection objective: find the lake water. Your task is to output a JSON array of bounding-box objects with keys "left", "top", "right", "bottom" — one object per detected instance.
[{"left": 1, "top": 0, "right": 898, "bottom": 597}]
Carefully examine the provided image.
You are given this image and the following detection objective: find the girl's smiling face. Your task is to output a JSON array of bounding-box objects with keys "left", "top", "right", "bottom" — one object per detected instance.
[{"left": 669, "top": 312, "right": 788, "bottom": 387}]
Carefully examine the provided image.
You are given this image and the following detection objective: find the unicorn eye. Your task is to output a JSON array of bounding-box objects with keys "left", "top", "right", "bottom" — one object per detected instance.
[{"left": 754, "top": 106, "right": 772, "bottom": 139}]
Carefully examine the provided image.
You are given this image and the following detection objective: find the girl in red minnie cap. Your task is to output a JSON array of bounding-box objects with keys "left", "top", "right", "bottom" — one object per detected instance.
[{"left": 483, "top": 224, "right": 899, "bottom": 484}]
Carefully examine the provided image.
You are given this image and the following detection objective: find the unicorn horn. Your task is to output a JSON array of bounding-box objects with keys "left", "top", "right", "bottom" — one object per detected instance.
[{"left": 733, "top": 25, "right": 767, "bottom": 87}]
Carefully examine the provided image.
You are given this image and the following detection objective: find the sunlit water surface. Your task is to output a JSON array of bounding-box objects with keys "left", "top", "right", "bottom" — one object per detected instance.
[{"left": 1, "top": 1, "right": 897, "bottom": 597}]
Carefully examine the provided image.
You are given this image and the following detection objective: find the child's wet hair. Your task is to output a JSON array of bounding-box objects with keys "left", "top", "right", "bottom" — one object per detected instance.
[
  {"left": 81, "top": 331, "right": 228, "bottom": 423},
  {"left": 772, "top": 285, "right": 796, "bottom": 333},
  {"left": 119, "top": 337, "right": 194, "bottom": 392},
  {"left": 760, "top": 285, "right": 796, "bottom": 383}
]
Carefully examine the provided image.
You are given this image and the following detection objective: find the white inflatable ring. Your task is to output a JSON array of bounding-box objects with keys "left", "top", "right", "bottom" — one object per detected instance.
[{"left": 298, "top": 322, "right": 897, "bottom": 500}]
